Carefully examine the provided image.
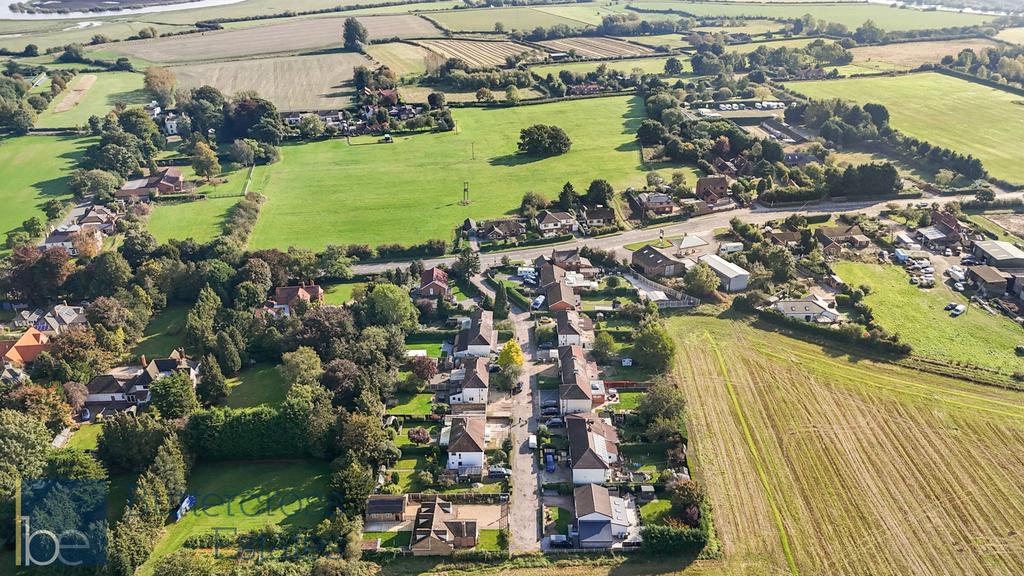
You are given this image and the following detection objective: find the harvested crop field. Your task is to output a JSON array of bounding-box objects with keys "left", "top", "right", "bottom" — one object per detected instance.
[
  {"left": 849, "top": 38, "right": 1002, "bottom": 69},
  {"left": 996, "top": 27, "right": 1024, "bottom": 45},
  {"left": 427, "top": 6, "right": 585, "bottom": 32},
  {"left": 365, "top": 42, "right": 434, "bottom": 76},
  {"left": 537, "top": 36, "right": 654, "bottom": 58},
  {"left": 531, "top": 55, "right": 688, "bottom": 77},
  {"left": 53, "top": 74, "right": 96, "bottom": 113},
  {"left": 106, "top": 15, "right": 440, "bottom": 64},
  {"left": 670, "top": 312, "right": 1024, "bottom": 576},
  {"left": 415, "top": 39, "right": 538, "bottom": 68},
  {"left": 172, "top": 52, "right": 372, "bottom": 111},
  {"left": 984, "top": 213, "right": 1024, "bottom": 240}
]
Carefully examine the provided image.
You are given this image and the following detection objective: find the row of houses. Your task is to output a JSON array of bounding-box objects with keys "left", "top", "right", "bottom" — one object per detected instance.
[{"left": 465, "top": 206, "right": 616, "bottom": 243}]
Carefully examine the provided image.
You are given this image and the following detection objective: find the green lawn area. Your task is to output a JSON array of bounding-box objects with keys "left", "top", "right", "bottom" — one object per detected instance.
[
  {"left": 477, "top": 529, "right": 504, "bottom": 550},
  {"left": 323, "top": 280, "right": 366, "bottom": 305},
  {"left": 390, "top": 392, "right": 435, "bottom": 416},
  {"left": 0, "top": 135, "right": 87, "bottom": 253},
  {"left": 66, "top": 423, "right": 103, "bottom": 450},
  {"left": 640, "top": 498, "right": 674, "bottom": 526},
  {"left": 142, "top": 461, "right": 331, "bottom": 574},
  {"left": 226, "top": 363, "right": 290, "bottom": 408},
  {"left": 364, "top": 530, "right": 412, "bottom": 548},
  {"left": 531, "top": 55, "right": 690, "bottom": 77},
  {"left": 631, "top": 1, "right": 992, "bottom": 30},
  {"left": 623, "top": 235, "right": 682, "bottom": 251},
  {"left": 133, "top": 304, "right": 188, "bottom": 359},
  {"left": 451, "top": 278, "right": 480, "bottom": 301},
  {"left": 619, "top": 442, "right": 671, "bottom": 473},
  {"left": 394, "top": 451, "right": 429, "bottom": 470},
  {"left": 405, "top": 332, "right": 449, "bottom": 358},
  {"left": 147, "top": 165, "right": 265, "bottom": 244},
  {"left": 832, "top": 261, "right": 1023, "bottom": 373},
  {"left": 396, "top": 423, "right": 439, "bottom": 446},
  {"left": 787, "top": 72, "right": 1024, "bottom": 185},
  {"left": 36, "top": 71, "right": 149, "bottom": 129},
  {"left": 545, "top": 506, "right": 572, "bottom": 535},
  {"left": 611, "top": 390, "right": 644, "bottom": 412},
  {"left": 249, "top": 96, "right": 666, "bottom": 249}
]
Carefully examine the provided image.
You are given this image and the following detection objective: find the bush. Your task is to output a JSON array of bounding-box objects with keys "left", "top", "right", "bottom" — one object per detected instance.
[{"left": 640, "top": 524, "right": 707, "bottom": 553}]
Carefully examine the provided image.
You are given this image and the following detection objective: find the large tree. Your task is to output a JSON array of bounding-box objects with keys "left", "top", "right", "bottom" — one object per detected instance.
[
  {"left": 363, "top": 283, "right": 419, "bottom": 332},
  {"left": 0, "top": 409, "right": 51, "bottom": 479},
  {"left": 192, "top": 141, "right": 221, "bottom": 181},
  {"left": 517, "top": 124, "right": 571, "bottom": 156},
  {"left": 150, "top": 372, "right": 199, "bottom": 419},
  {"left": 343, "top": 17, "right": 369, "bottom": 51},
  {"left": 280, "top": 346, "right": 324, "bottom": 387},
  {"left": 632, "top": 321, "right": 676, "bottom": 372},
  {"left": 684, "top": 262, "right": 719, "bottom": 297}
]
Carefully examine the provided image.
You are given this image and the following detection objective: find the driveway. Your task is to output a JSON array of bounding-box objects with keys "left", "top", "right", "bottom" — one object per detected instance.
[{"left": 508, "top": 307, "right": 542, "bottom": 553}]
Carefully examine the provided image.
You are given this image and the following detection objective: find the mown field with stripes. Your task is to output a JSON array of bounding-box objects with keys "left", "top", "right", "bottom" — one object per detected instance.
[{"left": 669, "top": 312, "right": 1024, "bottom": 576}]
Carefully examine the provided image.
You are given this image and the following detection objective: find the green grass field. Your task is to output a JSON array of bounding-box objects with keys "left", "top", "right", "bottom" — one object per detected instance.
[
  {"left": 36, "top": 72, "right": 149, "bottom": 129},
  {"left": 832, "top": 261, "right": 1022, "bottom": 373},
  {"left": 0, "top": 136, "right": 86, "bottom": 252},
  {"left": 364, "top": 530, "right": 412, "bottom": 548},
  {"left": 788, "top": 73, "right": 1024, "bottom": 185},
  {"left": 531, "top": 55, "right": 689, "bottom": 77},
  {"left": 478, "top": 529, "right": 504, "bottom": 550},
  {"left": 390, "top": 392, "right": 435, "bottom": 416},
  {"left": 133, "top": 304, "right": 188, "bottom": 359},
  {"left": 323, "top": 280, "right": 366, "bottom": 305},
  {"left": 226, "top": 363, "right": 291, "bottom": 408},
  {"left": 249, "top": 96, "right": 661, "bottom": 249},
  {"left": 428, "top": 6, "right": 586, "bottom": 32},
  {"left": 612, "top": 390, "right": 644, "bottom": 412},
  {"left": 545, "top": 505, "right": 572, "bottom": 534},
  {"left": 147, "top": 165, "right": 263, "bottom": 244},
  {"left": 142, "top": 461, "right": 331, "bottom": 574},
  {"left": 66, "top": 423, "right": 103, "bottom": 450},
  {"left": 639, "top": 498, "right": 674, "bottom": 525},
  {"left": 629, "top": 1, "right": 992, "bottom": 30}
]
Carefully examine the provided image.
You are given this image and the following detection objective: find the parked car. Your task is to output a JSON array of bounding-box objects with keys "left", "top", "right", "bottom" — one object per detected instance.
[
  {"left": 541, "top": 407, "right": 560, "bottom": 416},
  {"left": 488, "top": 364, "right": 501, "bottom": 373},
  {"left": 528, "top": 434, "right": 538, "bottom": 450},
  {"left": 922, "top": 267, "right": 935, "bottom": 274},
  {"left": 910, "top": 277, "right": 920, "bottom": 285},
  {"left": 541, "top": 400, "right": 559, "bottom": 408},
  {"left": 80, "top": 408, "right": 91, "bottom": 422},
  {"left": 954, "top": 282, "right": 965, "bottom": 291},
  {"left": 944, "top": 248, "right": 953, "bottom": 257},
  {"left": 545, "top": 454, "right": 556, "bottom": 473},
  {"left": 951, "top": 304, "right": 966, "bottom": 317},
  {"left": 944, "top": 302, "right": 957, "bottom": 311},
  {"left": 488, "top": 466, "right": 512, "bottom": 479},
  {"left": 531, "top": 295, "right": 546, "bottom": 310},
  {"left": 546, "top": 418, "right": 565, "bottom": 428},
  {"left": 549, "top": 534, "right": 571, "bottom": 548}
]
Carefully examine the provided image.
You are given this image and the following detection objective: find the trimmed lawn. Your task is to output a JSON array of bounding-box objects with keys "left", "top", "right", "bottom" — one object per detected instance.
[
  {"left": 624, "top": 235, "right": 681, "bottom": 251},
  {"left": 226, "top": 363, "right": 291, "bottom": 408},
  {"left": 395, "top": 452, "right": 429, "bottom": 470},
  {"left": 619, "top": 442, "right": 671, "bottom": 474},
  {"left": 612, "top": 390, "right": 644, "bottom": 412},
  {"left": 478, "top": 529, "right": 504, "bottom": 550},
  {"left": 148, "top": 165, "right": 265, "bottom": 244},
  {"left": 832, "top": 261, "right": 1023, "bottom": 373},
  {"left": 640, "top": 498, "right": 674, "bottom": 526},
  {"left": 0, "top": 136, "right": 86, "bottom": 254},
  {"left": 133, "top": 304, "right": 188, "bottom": 359},
  {"left": 364, "top": 530, "right": 412, "bottom": 548},
  {"left": 249, "top": 96, "right": 663, "bottom": 249},
  {"left": 787, "top": 73, "right": 1024, "bottom": 185},
  {"left": 143, "top": 461, "right": 331, "bottom": 573},
  {"left": 390, "top": 392, "right": 435, "bottom": 416},
  {"left": 37, "top": 72, "right": 149, "bottom": 129},
  {"left": 323, "top": 280, "right": 366, "bottom": 305},
  {"left": 66, "top": 423, "right": 103, "bottom": 451},
  {"left": 545, "top": 506, "right": 572, "bottom": 535},
  {"left": 405, "top": 332, "right": 449, "bottom": 358}
]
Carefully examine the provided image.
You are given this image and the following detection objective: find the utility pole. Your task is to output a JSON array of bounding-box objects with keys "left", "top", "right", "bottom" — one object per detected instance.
[{"left": 461, "top": 181, "right": 470, "bottom": 206}]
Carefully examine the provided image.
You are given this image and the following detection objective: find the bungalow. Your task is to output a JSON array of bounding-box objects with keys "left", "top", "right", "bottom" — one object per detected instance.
[
  {"left": 546, "top": 281, "right": 578, "bottom": 312},
  {"left": 774, "top": 295, "right": 841, "bottom": 324},
  {"left": 967, "top": 266, "right": 1011, "bottom": 296},
  {"left": 815, "top": 225, "right": 870, "bottom": 251},
  {"left": 574, "top": 483, "right": 633, "bottom": 548},
  {"left": 365, "top": 495, "right": 408, "bottom": 523},
  {"left": 410, "top": 496, "right": 478, "bottom": 556},
  {"left": 559, "top": 345, "right": 603, "bottom": 414},
  {"left": 537, "top": 210, "right": 578, "bottom": 237},
  {"left": 695, "top": 175, "right": 731, "bottom": 203},
  {"left": 766, "top": 230, "right": 801, "bottom": 250},
  {"left": 631, "top": 245, "right": 687, "bottom": 278},
  {"left": 453, "top": 309, "right": 495, "bottom": 359},
  {"left": 580, "top": 206, "right": 615, "bottom": 228},
  {"left": 448, "top": 357, "right": 489, "bottom": 407},
  {"left": 42, "top": 225, "right": 102, "bottom": 256},
  {"left": 15, "top": 304, "right": 89, "bottom": 334},
  {"left": 445, "top": 416, "right": 486, "bottom": 472},
  {"left": 263, "top": 284, "right": 325, "bottom": 317},
  {"left": 480, "top": 219, "right": 526, "bottom": 241},
  {"left": 420, "top": 267, "right": 450, "bottom": 299},
  {"left": 555, "top": 309, "right": 593, "bottom": 349},
  {"left": 783, "top": 152, "right": 817, "bottom": 167},
  {"left": 0, "top": 328, "right": 51, "bottom": 367},
  {"left": 634, "top": 192, "right": 674, "bottom": 215},
  {"left": 698, "top": 254, "right": 749, "bottom": 292},
  {"left": 567, "top": 412, "right": 619, "bottom": 485}
]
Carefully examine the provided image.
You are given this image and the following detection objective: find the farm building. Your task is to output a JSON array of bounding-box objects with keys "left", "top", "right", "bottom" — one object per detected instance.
[
  {"left": 967, "top": 266, "right": 1011, "bottom": 296},
  {"left": 699, "top": 254, "right": 750, "bottom": 292},
  {"left": 365, "top": 495, "right": 408, "bottom": 522},
  {"left": 971, "top": 240, "right": 1024, "bottom": 270}
]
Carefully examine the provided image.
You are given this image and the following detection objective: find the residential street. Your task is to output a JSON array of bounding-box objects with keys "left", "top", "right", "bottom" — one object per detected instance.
[{"left": 508, "top": 306, "right": 542, "bottom": 553}]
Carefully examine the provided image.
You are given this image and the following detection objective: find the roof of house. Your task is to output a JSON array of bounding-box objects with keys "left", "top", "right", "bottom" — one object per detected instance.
[
  {"left": 482, "top": 219, "right": 525, "bottom": 237},
  {"left": 37, "top": 304, "right": 88, "bottom": 332},
  {"left": 86, "top": 374, "right": 128, "bottom": 396},
  {"left": 546, "top": 281, "right": 576, "bottom": 309},
  {"left": 559, "top": 345, "right": 592, "bottom": 401},
  {"left": 411, "top": 496, "right": 477, "bottom": 550},
  {"left": 551, "top": 248, "right": 590, "bottom": 267},
  {"left": 575, "top": 483, "right": 613, "bottom": 519},
  {"left": 366, "top": 495, "right": 407, "bottom": 515},
  {"left": 274, "top": 284, "right": 324, "bottom": 307},
  {"left": 538, "top": 210, "right": 573, "bottom": 226},
  {"left": 632, "top": 245, "right": 682, "bottom": 270},
  {"left": 577, "top": 520, "right": 613, "bottom": 545},
  {"left": 421, "top": 267, "right": 449, "bottom": 288},
  {"left": 555, "top": 310, "right": 591, "bottom": 337},
  {"left": 697, "top": 175, "right": 730, "bottom": 187},
  {"left": 974, "top": 240, "right": 1024, "bottom": 262},
  {"left": 636, "top": 191, "right": 672, "bottom": 205},
  {"left": 133, "top": 350, "right": 198, "bottom": 388},
  {"left": 455, "top": 309, "right": 494, "bottom": 352},
  {"left": 460, "top": 357, "right": 490, "bottom": 389},
  {"left": 539, "top": 263, "right": 566, "bottom": 288},
  {"left": 567, "top": 412, "right": 618, "bottom": 470},
  {"left": 775, "top": 295, "right": 834, "bottom": 316},
  {"left": 969, "top": 265, "right": 1011, "bottom": 284},
  {"left": 816, "top": 225, "right": 864, "bottom": 241},
  {"left": 699, "top": 254, "right": 749, "bottom": 279},
  {"left": 447, "top": 417, "right": 486, "bottom": 454},
  {"left": 161, "top": 167, "right": 183, "bottom": 185},
  {"left": 584, "top": 206, "right": 615, "bottom": 221},
  {"left": 767, "top": 230, "right": 801, "bottom": 245},
  {"left": 0, "top": 328, "right": 51, "bottom": 365}
]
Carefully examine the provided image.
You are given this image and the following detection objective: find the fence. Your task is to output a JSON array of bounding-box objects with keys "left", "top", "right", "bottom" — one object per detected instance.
[{"left": 626, "top": 270, "right": 700, "bottom": 308}]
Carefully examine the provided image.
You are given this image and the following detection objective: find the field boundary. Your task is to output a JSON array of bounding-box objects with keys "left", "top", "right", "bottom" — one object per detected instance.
[{"left": 705, "top": 330, "right": 800, "bottom": 576}]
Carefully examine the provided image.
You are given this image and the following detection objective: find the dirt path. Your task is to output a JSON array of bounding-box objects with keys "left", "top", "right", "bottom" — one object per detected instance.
[{"left": 54, "top": 74, "right": 97, "bottom": 113}]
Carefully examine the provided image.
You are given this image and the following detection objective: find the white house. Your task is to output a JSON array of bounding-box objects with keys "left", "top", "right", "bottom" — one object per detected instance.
[
  {"left": 41, "top": 225, "right": 102, "bottom": 256},
  {"left": 699, "top": 254, "right": 750, "bottom": 292},
  {"left": 453, "top": 310, "right": 495, "bottom": 359},
  {"left": 774, "top": 295, "right": 841, "bottom": 324},
  {"left": 558, "top": 345, "right": 604, "bottom": 414},
  {"left": 444, "top": 417, "right": 486, "bottom": 472},
  {"left": 574, "top": 483, "right": 633, "bottom": 548},
  {"left": 448, "top": 357, "right": 489, "bottom": 406},
  {"left": 556, "top": 310, "right": 592, "bottom": 349},
  {"left": 567, "top": 413, "right": 618, "bottom": 485},
  {"left": 536, "top": 210, "right": 578, "bottom": 237},
  {"left": 164, "top": 113, "right": 179, "bottom": 135}
]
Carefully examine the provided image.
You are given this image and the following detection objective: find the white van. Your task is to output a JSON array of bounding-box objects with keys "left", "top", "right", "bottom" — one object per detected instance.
[
  {"left": 719, "top": 242, "right": 744, "bottom": 254},
  {"left": 528, "top": 434, "right": 538, "bottom": 450}
]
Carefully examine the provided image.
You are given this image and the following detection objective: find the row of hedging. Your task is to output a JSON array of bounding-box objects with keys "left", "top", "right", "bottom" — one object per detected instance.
[
  {"left": 183, "top": 406, "right": 315, "bottom": 460},
  {"left": 479, "top": 233, "right": 574, "bottom": 253},
  {"left": 222, "top": 191, "right": 264, "bottom": 245}
]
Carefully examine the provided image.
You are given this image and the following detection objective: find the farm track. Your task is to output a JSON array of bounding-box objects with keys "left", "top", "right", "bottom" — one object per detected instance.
[{"left": 671, "top": 314, "right": 1024, "bottom": 576}]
